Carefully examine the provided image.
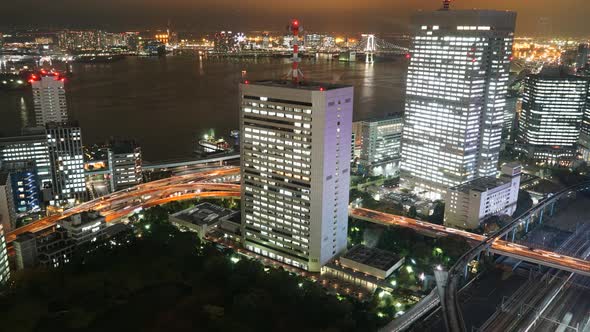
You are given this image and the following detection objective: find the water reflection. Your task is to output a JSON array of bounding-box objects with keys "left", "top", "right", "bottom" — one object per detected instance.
[
  {"left": 0, "top": 56, "right": 406, "bottom": 160},
  {"left": 18, "top": 97, "right": 29, "bottom": 127}
]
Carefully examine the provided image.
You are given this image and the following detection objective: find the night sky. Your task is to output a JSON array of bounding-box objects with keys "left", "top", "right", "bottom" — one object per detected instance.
[{"left": 2, "top": 0, "right": 589, "bottom": 35}]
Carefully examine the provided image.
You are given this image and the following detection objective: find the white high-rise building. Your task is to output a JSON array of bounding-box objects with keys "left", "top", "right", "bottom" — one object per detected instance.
[
  {"left": 401, "top": 8, "right": 516, "bottom": 197},
  {"left": 240, "top": 80, "right": 353, "bottom": 272},
  {"left": 31, "top": 74, "right": 68, "bottom": 126},
  {"left": 46, "top": 124, "right": 85, "bottom": 203}
]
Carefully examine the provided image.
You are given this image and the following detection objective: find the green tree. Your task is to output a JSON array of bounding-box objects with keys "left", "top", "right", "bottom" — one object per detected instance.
[
  {"left": 407, "top": 206, "right": 418, "bottom": 218},
  {"left": 514, "top": 190, "right": 533, "bottom": 217},
  {"left": 427, "top": 200, "right": 445, "bottom": 225}
]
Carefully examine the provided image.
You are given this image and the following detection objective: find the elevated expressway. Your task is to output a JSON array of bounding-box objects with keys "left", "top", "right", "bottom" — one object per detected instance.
[
  {"left": 440, "top": 181, "right": 590, "bottom": 332},
  {"left": 351, "top": 208, "right": 590, "bottom": 277},
  {"left": 6, "top": 169, "right": 590, "bottom": 281},
  {"left": 5, "top": 167, "right": 241, "bottom": 244}
]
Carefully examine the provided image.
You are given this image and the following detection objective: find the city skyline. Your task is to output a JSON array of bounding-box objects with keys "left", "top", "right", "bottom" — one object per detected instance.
[
  {"left": 1, "top": 0, "right": 590, "bottom": 36},
  {"left": 2, "top": 2, "right": 590, "bottom": 331}
]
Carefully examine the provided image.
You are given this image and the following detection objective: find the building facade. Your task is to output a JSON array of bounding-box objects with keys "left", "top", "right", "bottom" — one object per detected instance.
[
  {"left": 577, "top": 43, "right": 590, "bottom": 69},
  {"left": 577, "top": 77, "right": 590, "bottom": 162},
  {"left": 444, "top": 163, "right": 521, "bottom": 230},
  {"left": 107, "top": 140, "right": 142, "bottom": 192},
  {"left": 0, "top": 173, "right": 15, "bottom": 232},
  {"left": 46, "top": 124, "right": 85, "bottom": 203},
  {"left": 58, "top": 211, "right": 107, "bottom": 243},
  {"left": 14, "top": 213, "right": 128, "bottom": 270},
  {"left": 0, "top": 225, "right": 9, "bottom": 285},
  {"left": 31, "top": 74, "right": 68, "bottom": 127},
  {"left": 0, "top": 135, "right": 52, "bottom": 189},
  {"left": 4, "top": 161, "right": 41, "bottom": 221},
  {"left": 240, "top": 80, "right": 352, "bottom": 272},
  {"left": 401, "top": 9, "right": 516, "bottom": 196},
  {"left": 357, "top": 115, "right": 403, "bottom": 177},
  {"left": 0, "top": 162, "right": 40, "bottom": 231},
  {"left": 517, "top": 69, "right": 589, "bottom": 165}
]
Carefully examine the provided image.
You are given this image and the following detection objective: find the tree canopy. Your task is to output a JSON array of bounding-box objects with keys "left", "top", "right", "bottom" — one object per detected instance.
[{"left": 0, "top": 209, "right": 381, "bottom": 332}]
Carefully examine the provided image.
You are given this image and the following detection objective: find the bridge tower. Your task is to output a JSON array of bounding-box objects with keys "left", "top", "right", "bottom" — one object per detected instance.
[{"left": 362, "top": 34, "right": 376, "bottom": 64}]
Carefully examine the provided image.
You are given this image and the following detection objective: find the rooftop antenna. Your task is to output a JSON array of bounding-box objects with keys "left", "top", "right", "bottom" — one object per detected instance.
[
  {"left": 287, "top": 19, "right": 304, "bottom": 83},
  {"left": 442, "top": 0, "right": 451, "bottom": 10}
]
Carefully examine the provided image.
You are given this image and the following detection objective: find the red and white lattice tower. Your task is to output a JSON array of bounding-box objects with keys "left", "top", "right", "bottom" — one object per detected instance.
[
  {"left": 442, "top": 0, "right": 451, "bottom": 10},
  {"left": 287, "top": 19, "right": 304, "bottom": 83}
]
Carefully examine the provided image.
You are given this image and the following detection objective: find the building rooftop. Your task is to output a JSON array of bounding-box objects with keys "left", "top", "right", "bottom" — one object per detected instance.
[
  {"left": 60, "top": 211, "right": 104, "bottom": 228},
  {"left": 0, "top": 134, "right": 46, "bottom": 144},
  {"left": 531, "top": 67, "right": 588, "bottom": 80},
  {"left": 0, "top": 160, "right": 36, "bottom": 172},
  {"left": 246, "top": 80, "right": 350, "bottom": 91},
  {"left": 412, "top": 9, "right": 517, "bottom": 31},
  {"left": 450, "top": 176, "right": 510, "bottom": 194},
  {"left": 103, "top": 223, "right": 131, "bottom": 237},
  {"left": 45, "top": 121, "right": 80, "bottom": 130},
  {"left": 110, "top": 140, "right": 139, "bottom": 154},
  {"left": 341, "top": 245, "right": 402, "bottom": 272},
  {"left": 14, "top": 232, "right": 36, "bottom": 243},
  {"left": 359, "top": 114, "right": 404, "bottom": 124},
  {"left": 172, "top": 202, "right": 235, "bottom": 227},
  {"left": 226, "top": 210, "right": 241, "bottom": 225}
]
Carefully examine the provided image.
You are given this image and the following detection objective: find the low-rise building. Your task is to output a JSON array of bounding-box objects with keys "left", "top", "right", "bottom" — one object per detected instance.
[
  {"left": 339, "top": 245, "right": 404, "bottom": 279},
  {"left": 215, "top": 211, "right": 242, "bottom": 243},
  {"left": 444, "top": 163, "right": 521, "bottom": 230},
  {"left": 321, "top": 245, "right": 404, "bottom": 293},
  {"left": 14, "top": 213, "right": 130, "bottom": 270},
  {"left": 58, "top": 210, "right": 107, "bottom": 244},
  {"left": 169, "top": 202, "right": 237, "bottom": 239},
  {"left": 37, "top": 229, "right": 75, "bottom": 268}
]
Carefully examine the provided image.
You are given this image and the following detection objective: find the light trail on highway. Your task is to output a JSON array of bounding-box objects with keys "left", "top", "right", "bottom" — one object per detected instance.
[
  {"left": 351, "top": 208, "right": 590, "bottom": 276},
  {"left": 5, "top": 167, "right": 241, "bottom": 243},
  {"left": 7, "top": 167, "right": 590, "bottom": 278}
]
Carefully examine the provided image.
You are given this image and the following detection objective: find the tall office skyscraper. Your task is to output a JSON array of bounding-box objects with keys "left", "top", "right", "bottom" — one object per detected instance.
[
  {"left": 518, "top": 69, "right": 589, "bottom": 164},
  {"left": 580, "top": 80, "right": 590, "bottom": 162},
  {"left": 46, "top": 124, "right": 85, "bottom": 203},
  {"left": 401, "top": 7, "right": 516, "bottom": 196},
  {"left": 239, "top": 80, "right": 352, "bottom": 272},
  {"left": 31, "top": 73, "right": 68, "bottom": 127},
  {"left": 357, "top": 115, "right": 404, "bottom": 177}
]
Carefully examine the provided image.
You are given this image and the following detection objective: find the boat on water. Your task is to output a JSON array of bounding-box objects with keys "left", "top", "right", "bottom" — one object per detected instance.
[{"left": 194, "top": 134, "right": 233, "bottom": 155}]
